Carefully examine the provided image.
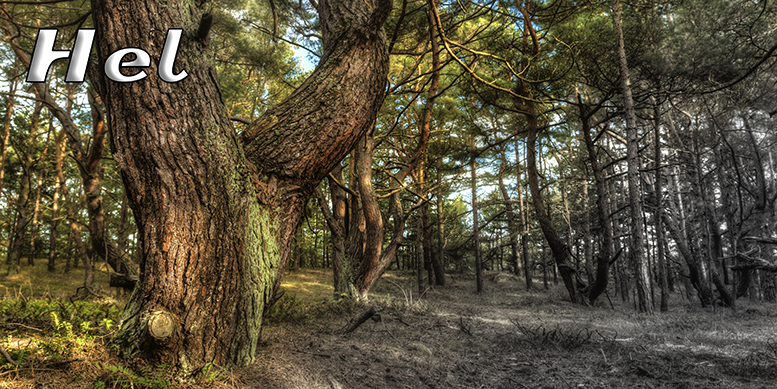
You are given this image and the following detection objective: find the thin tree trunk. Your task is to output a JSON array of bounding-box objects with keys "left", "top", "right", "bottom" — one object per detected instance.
[
  {"left": 6, "top": 102, "right": 42, "bottom": 274},
  {"left": 434, "top": 156, "right": 446, "bottom": 285},
  {"left": 28, "top": 118, "right": 53, "bottom": 266},
  {"left": 471, "top": 139, "right": 483, "bottom": 294},
  {"left": 315, "top": 164, "right": 350, "bottom": 296},
  {"left": 654, "top": 100, "right": 668, "bottom": 312},
  {"left": 516, "top": 140, "right": 532, "bottom": 290},
  {"left": 498, "top": 149, "right": 521, "bottom": 278},
  {"left": 512, "top": 3, "right": 578, "bottom": 302},
  {"left": 48, "top": 128, "right": 67, "bottom": 272},
  {"left": 612, "top": 0, "right": 652, "bottom": 313},
  {"left": 0, "top": 80, "right": 16, "bottom": 198},
  {"left": 417, "top": 214, "right": 426, "bottom": 296},
  {"left": 524, "top": 110, "right": 578, "bottom": 303}
]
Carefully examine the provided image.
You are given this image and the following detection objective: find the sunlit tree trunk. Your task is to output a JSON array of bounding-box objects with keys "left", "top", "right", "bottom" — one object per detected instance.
[
  {"left": 86, "top": 0, "right": 391, "bottom": 377},
  {"left": 315, "top": 164, "right": 350, "bottom": 295}
]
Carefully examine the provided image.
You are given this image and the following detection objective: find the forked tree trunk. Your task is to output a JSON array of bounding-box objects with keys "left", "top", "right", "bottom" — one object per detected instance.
[
  {"left": 87, "top": 0, "right": 391, "bottom": 378},
  {"left": 580, "top": 108, "right": 614, "bottom": 305},
  {"left": 315, "top": 164, "right": 350, "bottom": 296}
]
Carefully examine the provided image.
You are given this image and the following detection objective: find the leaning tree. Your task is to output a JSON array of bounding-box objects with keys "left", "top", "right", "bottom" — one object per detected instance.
[{"left": 81, "top": 0, "right": 391, "bottom": 379}]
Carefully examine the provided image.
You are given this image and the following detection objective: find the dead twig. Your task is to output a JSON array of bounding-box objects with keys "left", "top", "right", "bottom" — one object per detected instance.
[
  {"left": 1, "top": 323, "right": 44, "bottom": 332},
  {"left": 338, "top": 306, "right": 381, "bottom": 335}
]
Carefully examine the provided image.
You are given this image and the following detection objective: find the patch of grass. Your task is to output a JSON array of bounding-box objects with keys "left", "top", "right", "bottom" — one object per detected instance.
[
  {"left": 0, "top": 260, "right": 116, "bottom": 300},
  {"left": 280, "top": 269, "right": 334, "bottom": 302},
  {"left": 1, "top": 297, "right": 237, "bottom": 388},
  {"left": 264, "top": 294, "right": 309, "bottom": 324}
]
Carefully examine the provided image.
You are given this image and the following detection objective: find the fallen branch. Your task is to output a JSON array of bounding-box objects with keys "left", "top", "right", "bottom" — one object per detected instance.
[
  {"left": 732, "top": 252, "right": 777, "bottom": 272},
  {"left": 742, "top": 236, "right": 777, "bottom": 245},
  {"left": 45, "top": 358, "right": 82, "bottom": 367},
  {"left": 109, "top": 273, "right": 139, "bottom": 290},
  {"left": 0, "top": 323, "right": 44, "bottom": 332},
  {"left": 338, "top": 306, "right": 381, "bottom": 335},
  {"left": 0, "top": 344, "right": 16, "bottom": 366}
]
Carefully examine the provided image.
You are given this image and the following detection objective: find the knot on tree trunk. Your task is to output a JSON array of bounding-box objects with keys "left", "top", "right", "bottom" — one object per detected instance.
[{"left": 147, "top": 311, "right": 177, "bottom": 341}]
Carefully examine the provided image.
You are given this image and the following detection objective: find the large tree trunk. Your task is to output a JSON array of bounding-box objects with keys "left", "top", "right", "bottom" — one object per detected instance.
[
  {"left": 87, "top": 0, "right": 390, "bottom": 377},
  {"left": 611, "top": 0, "right": 652, "bottom": 313}
]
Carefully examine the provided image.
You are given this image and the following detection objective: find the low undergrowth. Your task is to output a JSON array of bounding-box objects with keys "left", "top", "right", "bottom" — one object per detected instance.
[{"left": 0, "top": 298, "right": 237, "bottom": 389}]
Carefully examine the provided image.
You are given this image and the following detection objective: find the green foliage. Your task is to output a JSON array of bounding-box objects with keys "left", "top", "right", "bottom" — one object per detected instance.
[
  {"left": 0, "top": 299, "right": 122, "bottom": 332},
  {"left": 38, "top": 311, "right": 96, "bottom": 360},
  {"left": 93, "top": 362, "right": 176, "bottom": 389},
  {"left": 0, "top": 299, "right": 121, "bottom": 366}
]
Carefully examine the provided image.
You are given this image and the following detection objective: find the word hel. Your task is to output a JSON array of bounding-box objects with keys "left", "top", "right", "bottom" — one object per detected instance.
[{"left": 26, "top": 29, "right": 188, "bottom": 83}]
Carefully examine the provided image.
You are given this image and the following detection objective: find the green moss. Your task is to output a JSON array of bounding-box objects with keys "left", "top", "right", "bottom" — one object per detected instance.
[{"left": 236, "top": 199, "right": 281, "bottom": 365}]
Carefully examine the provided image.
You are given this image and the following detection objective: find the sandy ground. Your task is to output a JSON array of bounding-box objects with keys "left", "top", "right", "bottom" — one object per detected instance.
[
  {"left": 239, "top": 270, "right": 777, "bottom": 389},
  {"left": 2, "top": 269, "right": 776, "bottom": 388}
]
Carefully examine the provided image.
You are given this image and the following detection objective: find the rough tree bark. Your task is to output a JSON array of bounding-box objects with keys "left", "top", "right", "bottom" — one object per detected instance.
[
  {"left": 323, "top": 0, "right": 440, "bottom": 300},
  {"left": 86, "top": 0, "right": 391, "bottom": 377}
]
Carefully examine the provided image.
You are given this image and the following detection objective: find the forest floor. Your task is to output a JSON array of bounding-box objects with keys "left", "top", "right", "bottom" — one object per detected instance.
[
  {"left": 2, "top": 267, "right": 777, "bottom": 388},
  {"left": 242, "top": 269, "right": 777, "bottom": 389}
]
